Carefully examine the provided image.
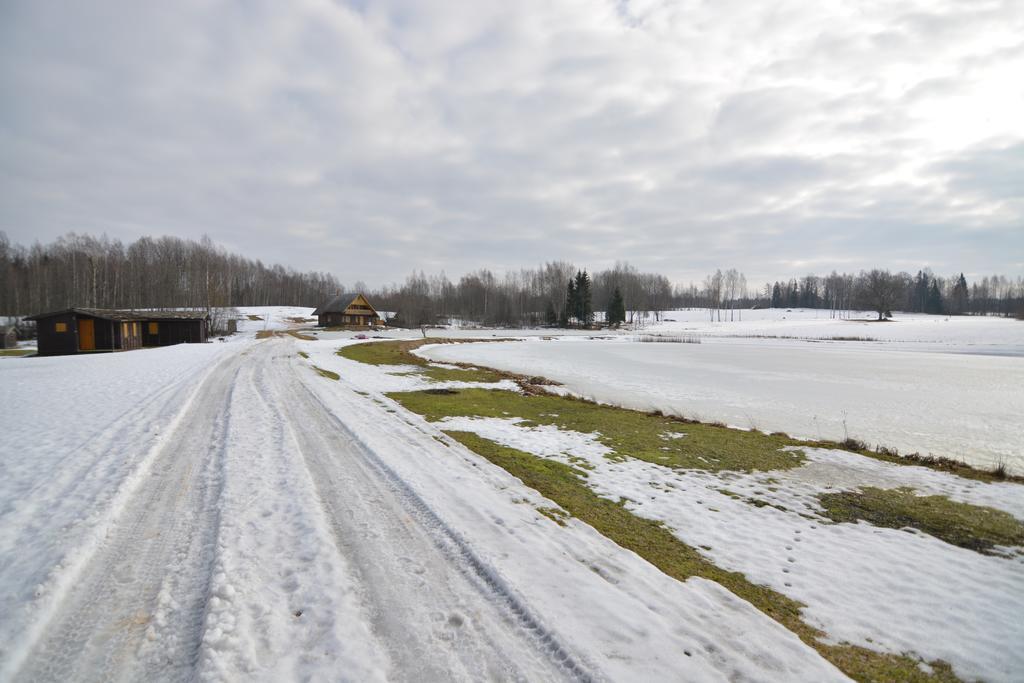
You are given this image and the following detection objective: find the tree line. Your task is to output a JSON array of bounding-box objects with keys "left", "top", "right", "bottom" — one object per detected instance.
[
  {"left": 0, "top": 232, "right": 342, "bottom": 318},
  {"left": 766, "top": 269, "right": 1020, "bottom": 320},
  {"left": 2, "top": 231, "right": 1021, "bottom": 327},
  {"left": 373, "top": 264, "right": 1024, "bottom": 327}
]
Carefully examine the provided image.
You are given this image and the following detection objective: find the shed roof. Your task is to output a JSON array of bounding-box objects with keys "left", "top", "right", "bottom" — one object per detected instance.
[
  {"left": 26, "top": 308, "right": 210, "bottom": 322},
  {"left": 313, "top": 293, "right": 379, "bottom": 316}
]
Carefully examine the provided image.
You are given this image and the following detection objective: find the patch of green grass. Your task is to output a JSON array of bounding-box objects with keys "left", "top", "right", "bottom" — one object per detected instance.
[
  {"left": 819, "top": 487, "right": 1024, "bottom": 555},
  {"left": 311, "top": 365, "right": 339, "bottom": 380},
  {"left": 337, "top": 339, "right": 424, "bottom": 366},
  {"left": 391, "top": 388, "right": 805, "bottom": 472},
  {"left": 339, "top": 340, "right": 505, "bottom": 383},
  {"left": 415, "top": 365, "right": 505, "bottom": 382},
  {"left": 536, "top": 506, "right": 570, "bottom": 526},
  {"left": 297, "top": 351, "right": 309, "bottom": 359},
  {"left": 0, "top": 349, "right": 33, "bottom": 356},
  {"left": 444, "top": 430, "right": 957, "bottom": 682}
]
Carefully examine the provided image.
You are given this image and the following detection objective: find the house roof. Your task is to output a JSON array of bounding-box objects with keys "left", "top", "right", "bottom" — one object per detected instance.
[
  {"left": 313, "top": 293, "right": 379, "bottom": 316},
  {"left": 26, "top": 308, "right": 210, "bottom": 322}
]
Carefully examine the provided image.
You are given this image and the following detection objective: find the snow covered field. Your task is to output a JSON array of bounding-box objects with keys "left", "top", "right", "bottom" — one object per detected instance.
[
  {"left": 642, "top": 309, "right": 1024, "bottom": 357},
  {"left": 0, "top": 313, "right": 848, "bottom": 681},
  {"left": 420, "top": 312, "right": 1024, "bottom": 474}
]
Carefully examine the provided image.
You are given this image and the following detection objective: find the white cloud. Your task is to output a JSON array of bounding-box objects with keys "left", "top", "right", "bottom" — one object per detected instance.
[{"left": 1, "top": 0, "right": 1021, "bottom": 286}]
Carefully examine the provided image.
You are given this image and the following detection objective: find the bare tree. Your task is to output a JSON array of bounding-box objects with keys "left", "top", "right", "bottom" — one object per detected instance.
[{"left": 856, "top": 269, "right": 903, "bottom": 320}]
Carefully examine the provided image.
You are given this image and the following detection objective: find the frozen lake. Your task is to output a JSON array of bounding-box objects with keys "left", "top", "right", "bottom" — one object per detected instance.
[{"left": 421, "top": 335, "right": 1024, "bottom": 474}]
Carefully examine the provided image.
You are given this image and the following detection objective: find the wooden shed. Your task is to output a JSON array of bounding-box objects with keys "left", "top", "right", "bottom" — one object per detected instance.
[
  {"left": 26, "top": 308, "right": 210, "bottom": 357},
  {"left": 313, "top": 293, "right": 382, "bottom": 328}
]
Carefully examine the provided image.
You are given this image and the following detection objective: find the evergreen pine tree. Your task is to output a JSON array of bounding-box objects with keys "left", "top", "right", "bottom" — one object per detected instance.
[
  {"left": 912, "top": 271, "right": 928, "bottom": 312},
  {"left": 582, "top": 277, "right": 593, "bottom": 326},
  {"left": 927, "top": 281, "right": 943, "bottom": 314},
  {"left": 607, "top": 287, "right": 626, "bottom": 326},
  {"left": 563, "top": 279, "right": 577, "bottom": 327},
  {"left": 574, "top": 270, "right": 594, "bottom": 326},
  {"left": 951, "top": 273, "right": 969, "bottom": 314}
]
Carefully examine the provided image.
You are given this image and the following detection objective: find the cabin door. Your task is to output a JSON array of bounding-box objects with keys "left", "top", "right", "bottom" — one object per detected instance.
[{"left": 78, "top": 319, "right": 95, "bottom": 351}]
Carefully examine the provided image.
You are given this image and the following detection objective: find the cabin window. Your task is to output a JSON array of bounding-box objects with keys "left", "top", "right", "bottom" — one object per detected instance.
[
  {"left": 133, "top": 322, "right": 139, "bottom": 336},
  {"left": 55, "top": 322, "right": 67, "bottom": 333},
  {"left": 148, "top": 322, "right": 159, "bottom": 335}
]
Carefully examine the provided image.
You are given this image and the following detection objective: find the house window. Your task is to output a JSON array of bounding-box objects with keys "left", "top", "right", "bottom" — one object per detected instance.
[
  {"left": 148, "top": 322, "right": 159, "bottom": 335},
  {"left": 55, "top": 322, "right": 67, "bottom": 332},
  {"left": 133, "top": 322, "right": 139, "bottom": 336}
]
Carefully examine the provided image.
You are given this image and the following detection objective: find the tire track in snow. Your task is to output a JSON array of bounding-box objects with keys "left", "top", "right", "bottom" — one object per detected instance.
[
  {"left": 8, "top": 354, "right": 241, "bottom": 682},
  {"left": 270, "top": 342, "right": 594, "bottom": 682},
  {"left": 193, "top": 351, "right": 390, "bottom": 681}
]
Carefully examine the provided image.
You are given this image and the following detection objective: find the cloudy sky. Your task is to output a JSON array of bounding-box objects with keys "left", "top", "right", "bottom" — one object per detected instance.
[{"left": 1, "top": 0, "right": 1022, "bottom": 287}]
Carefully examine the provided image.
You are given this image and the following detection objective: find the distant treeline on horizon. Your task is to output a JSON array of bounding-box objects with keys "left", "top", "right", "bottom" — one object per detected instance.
[{"left": 2, "top": 232, "right": 1021, "bottom": 326}]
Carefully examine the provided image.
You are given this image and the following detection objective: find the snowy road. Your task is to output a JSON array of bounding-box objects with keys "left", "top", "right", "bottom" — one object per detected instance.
[
  {"left": 253, "top": 344, "right": 587, "bottom": 681},
  {"left": 6, "top": 341, "right": 583, "bottom": 681}
]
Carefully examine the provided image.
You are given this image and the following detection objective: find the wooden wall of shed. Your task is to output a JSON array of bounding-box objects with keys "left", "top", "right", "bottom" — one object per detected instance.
[
  {"left": 35, "top": 312, "right": 79, "bottom": 356},
  {"left": 119, "top": 321, "right": 142, "bottom": 350},
  {"left": 142, "top": 319, "right": 207, "bottom": 347}
]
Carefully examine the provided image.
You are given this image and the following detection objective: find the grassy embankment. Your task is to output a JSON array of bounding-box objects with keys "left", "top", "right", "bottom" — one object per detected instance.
[
  {"left": 0, "top": 349, "right": 33, "bottom": 357},
  {"left": 440, "top": 430, "right": 959, "bottom": 682},
  {"left": 334, "top": 339, "right": 1024, "bottom": 680}
]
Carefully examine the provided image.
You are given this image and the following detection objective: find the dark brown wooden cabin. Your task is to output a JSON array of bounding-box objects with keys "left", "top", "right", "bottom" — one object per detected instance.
[
  {"left": 26, "top": 308, "right": 210, "bottom": 357},
  {"left": 313, "top": 293, "right": 382, "bottom": 328}
]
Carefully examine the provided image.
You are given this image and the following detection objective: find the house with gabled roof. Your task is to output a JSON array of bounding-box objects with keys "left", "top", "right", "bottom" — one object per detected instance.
[{"left": 312, "top": 293, "right": 382, "bottom": 328}]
